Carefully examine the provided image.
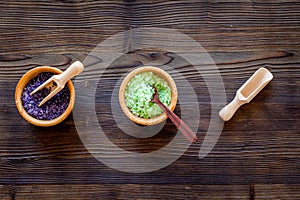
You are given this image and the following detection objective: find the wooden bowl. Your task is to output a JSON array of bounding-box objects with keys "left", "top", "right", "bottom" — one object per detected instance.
[
  {"left": 15, "top": 66, "right": 75, "bottom": 127},
  {"left": 119, "top": 66, "right": 178, "bottom": 126}
]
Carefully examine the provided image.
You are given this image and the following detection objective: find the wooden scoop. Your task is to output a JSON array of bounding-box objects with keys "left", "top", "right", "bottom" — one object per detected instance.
[
  {"left": 30, "top": 61, "right": 84, "bottom": 107},
  {"left": 219, "top": 67, "right": 273, "bottom": 121},
  {"left": 151, "top": 86, "right": 197, "bottom": 143}
]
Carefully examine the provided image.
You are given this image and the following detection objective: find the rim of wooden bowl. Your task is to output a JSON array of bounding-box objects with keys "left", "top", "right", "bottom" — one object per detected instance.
[
  {"left": 119, "top": 66, "right": 178, "bottom": 126},
  {"left": 15, "top": 66, "right": 75, "bottom": 127}
]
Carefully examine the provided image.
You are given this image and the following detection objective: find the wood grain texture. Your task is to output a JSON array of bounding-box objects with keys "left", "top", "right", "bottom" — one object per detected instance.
[
  {"left": 0, "top": 0, "right": 299, "bottom": 199},
  {"left": 0, "top": 184, "right": 251, "bottom": 200},
  {"left": 0, "top": 184, "right": 299, "bottom": 200}
]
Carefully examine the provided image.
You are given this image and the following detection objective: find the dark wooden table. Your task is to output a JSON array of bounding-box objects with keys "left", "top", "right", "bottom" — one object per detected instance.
[{"left": 0, "top": 1, "right": 299, "bottom": 199}]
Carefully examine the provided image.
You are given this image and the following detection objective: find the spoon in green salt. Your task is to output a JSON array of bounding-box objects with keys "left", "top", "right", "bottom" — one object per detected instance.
[{"left": 151, "top": 86, "right": 197, "bottom": 143}]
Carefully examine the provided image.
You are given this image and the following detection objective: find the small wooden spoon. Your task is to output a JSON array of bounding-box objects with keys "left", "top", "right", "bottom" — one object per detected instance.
[
  {"left": 30, "top": 61, "right": 84, "bottom": 107},
  {"left": 151, "top": 87, "right": 197, "bottom": 143},
  {"left": 219, "top": 67, "right": 273, "bottom": 121}
]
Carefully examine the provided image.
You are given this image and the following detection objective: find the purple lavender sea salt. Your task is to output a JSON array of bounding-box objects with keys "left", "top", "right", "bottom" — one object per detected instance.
[{"left": 21, "top": 72, "right": 70, "bottom": 120}]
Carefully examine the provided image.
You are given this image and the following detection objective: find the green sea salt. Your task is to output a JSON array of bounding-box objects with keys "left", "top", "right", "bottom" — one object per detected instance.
[{"left": 125, "top": 72, "right": 171, "bottom": 119}]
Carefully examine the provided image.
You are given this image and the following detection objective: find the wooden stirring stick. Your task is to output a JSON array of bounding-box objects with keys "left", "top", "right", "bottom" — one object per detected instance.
[
  {"left": 151, "top": 86, "right": 197, "bottom": 143},
  {"left": 219, "top": 67, "right": 273, "bottom": 121},
  {"left": 30, "top": 61, "right": 84, "bottom": 107}
]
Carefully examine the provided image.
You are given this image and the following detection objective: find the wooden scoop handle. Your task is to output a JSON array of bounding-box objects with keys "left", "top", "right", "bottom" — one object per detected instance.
[
  {"left": 57, "top": 61, "right": 84, "bottom": 86},
  {"left": 219, "top": 95, "right": 246, "bottom": 121},
  {"left": 156, "top": 101, "right": 197, "bottom": 143}
]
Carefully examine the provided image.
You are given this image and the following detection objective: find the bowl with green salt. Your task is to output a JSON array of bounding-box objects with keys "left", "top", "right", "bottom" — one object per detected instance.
[{"left": 119, "top": 66, "right": 178, "bottom": 125}]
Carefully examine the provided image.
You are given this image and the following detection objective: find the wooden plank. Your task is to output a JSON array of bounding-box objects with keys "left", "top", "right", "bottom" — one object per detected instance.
[
  {"left": 256, "top": 184, "right": 300, "bottom": 200},
  {"left": 1, "top": 50, "right": 299, "bottom": 79},
  {"left": 9, "top": 184, "right": 300, "bottom": 200},
  {"left": 2, "top": 184, "right": 300, "bottom": 200},
  {"left": 0, "top": 1, "right": 299, "bottom": 54},
  {"left": 12, "top": 184, "right": 250, "bottom": 200},
  {"left": 0, "top": 185, "right": 10, "bottom": 200}
]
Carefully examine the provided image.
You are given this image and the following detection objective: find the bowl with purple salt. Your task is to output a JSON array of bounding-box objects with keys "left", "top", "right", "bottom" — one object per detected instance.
[{"left": 15, "top": 66, "right": 75, "bottom": 127}]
